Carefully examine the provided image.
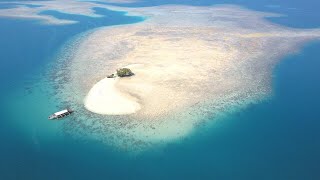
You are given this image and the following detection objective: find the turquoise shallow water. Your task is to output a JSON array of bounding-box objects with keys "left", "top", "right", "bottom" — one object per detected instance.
[{"left": 0, "top": 0, "right": 320, "bottom": 179}]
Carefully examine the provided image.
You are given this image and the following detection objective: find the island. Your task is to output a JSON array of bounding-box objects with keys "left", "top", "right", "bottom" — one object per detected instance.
[
  {"left": 50, "top": 4, "right": 320, "bottom": 150},
  {"left": 116, "top": 68, "right": 134, "bottom": 77},
  {"left": 107, "top": 68, "right": 134, "bottom": 78}
]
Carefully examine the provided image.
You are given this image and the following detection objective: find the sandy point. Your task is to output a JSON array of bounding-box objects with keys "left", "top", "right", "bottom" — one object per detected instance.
[{"left": 84, "top": 77, "right": 141, "bottom": 115}]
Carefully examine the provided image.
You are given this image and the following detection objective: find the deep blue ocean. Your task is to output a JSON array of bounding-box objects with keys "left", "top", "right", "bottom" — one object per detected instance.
[{"left": 0, "top": 0, "right": 319, "bottom": 179}]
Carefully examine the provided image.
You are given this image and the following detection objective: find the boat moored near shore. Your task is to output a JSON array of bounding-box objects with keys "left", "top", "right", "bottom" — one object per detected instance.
[{"left": 48, "top": 109, "right": 73, "bottom": 120}]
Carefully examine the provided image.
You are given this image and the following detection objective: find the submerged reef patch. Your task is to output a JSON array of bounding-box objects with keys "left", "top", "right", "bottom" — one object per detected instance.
[{"left": 45, "top": 4, "right": 320, "bottom": 152}]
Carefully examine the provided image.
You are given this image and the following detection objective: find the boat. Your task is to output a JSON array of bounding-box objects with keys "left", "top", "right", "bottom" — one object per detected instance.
[{"left": 48, "top": 108, "right": 73, "bottom": 120}]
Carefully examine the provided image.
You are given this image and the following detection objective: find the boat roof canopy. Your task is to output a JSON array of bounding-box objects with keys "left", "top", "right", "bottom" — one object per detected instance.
[{"left": 54, "top": 109, "right": 68, "bottom": 116}]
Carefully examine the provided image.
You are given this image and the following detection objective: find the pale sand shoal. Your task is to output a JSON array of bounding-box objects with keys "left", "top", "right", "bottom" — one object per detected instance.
[
  {"left": 84, "top": 77, "right": 141, "bottom": 115},
  {"left": 49, "top": 4, "right": 320, "bottom": 151}
]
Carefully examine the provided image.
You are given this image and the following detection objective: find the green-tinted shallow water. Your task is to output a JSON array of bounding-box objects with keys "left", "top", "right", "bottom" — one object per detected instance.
[{"left": 0, "top": 0, "right": 320, "bottom": 179}]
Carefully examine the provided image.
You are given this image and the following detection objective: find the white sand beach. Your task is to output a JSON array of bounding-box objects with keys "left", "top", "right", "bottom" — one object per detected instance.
[{"left": 84, "top": 77, "right": 141, "bottom": 115}]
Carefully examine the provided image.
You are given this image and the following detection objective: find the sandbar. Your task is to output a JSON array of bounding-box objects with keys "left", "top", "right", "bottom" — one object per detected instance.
[
  {"left": 45, "top": 4, "right": 320, "bottom": 151},
  {"left": 84, "top": 77, "right": 141, "bottom": 115}
]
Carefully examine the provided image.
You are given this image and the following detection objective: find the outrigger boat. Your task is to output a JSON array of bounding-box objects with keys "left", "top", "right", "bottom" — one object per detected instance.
[{"left": 48, "top": 109, "right": 73, "bottom": 120}]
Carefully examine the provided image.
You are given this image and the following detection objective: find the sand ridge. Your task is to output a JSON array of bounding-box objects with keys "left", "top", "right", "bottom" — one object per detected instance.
[{"left": 0, "top": 0, "right": 140, "bottom": 25}]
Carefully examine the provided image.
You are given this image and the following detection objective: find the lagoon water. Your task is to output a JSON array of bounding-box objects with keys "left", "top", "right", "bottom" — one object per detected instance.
[{"left": 0, "top": 0, "right": 320, "bottom": 179}]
